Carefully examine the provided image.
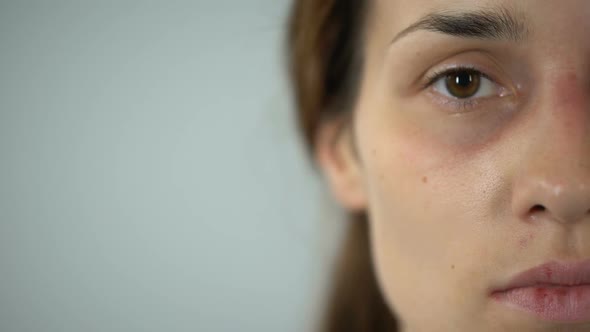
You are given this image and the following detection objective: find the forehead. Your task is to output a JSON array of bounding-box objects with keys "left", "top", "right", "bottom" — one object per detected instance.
[
  {"left": 371, "top": 0, "right": 510, "bottom": 28},
  {"left": 369, "top": 0, "right": 590, "bottom": 37}
]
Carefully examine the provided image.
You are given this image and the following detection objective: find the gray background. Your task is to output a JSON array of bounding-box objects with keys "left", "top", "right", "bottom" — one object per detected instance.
[{"left": 0, "top": 1, "right": 344, "bottom": 331}]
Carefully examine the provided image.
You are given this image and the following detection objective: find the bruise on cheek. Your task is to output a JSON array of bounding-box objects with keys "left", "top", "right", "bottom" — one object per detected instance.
[
  {"left": 553, "top": 72, "right": 582, "bottom": 112},
  {"left": 549, "top": 71, "right": 589, "bottom": 143}
]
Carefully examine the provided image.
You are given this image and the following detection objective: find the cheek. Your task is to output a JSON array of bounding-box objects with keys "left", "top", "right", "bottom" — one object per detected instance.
[
  {"left": 355, "top": 93, "right": 510, "bottom": 254},
  {"left": 362, "top": 120, "right": 463, "bottom": 264},
  {"left": 356, "top": 109, "right": 507, "bottom": 324}
]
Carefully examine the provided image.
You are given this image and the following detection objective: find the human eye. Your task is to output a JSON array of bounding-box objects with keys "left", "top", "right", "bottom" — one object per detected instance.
[{"left": 423, "top": 66, "right": 510, "bottom": 113}]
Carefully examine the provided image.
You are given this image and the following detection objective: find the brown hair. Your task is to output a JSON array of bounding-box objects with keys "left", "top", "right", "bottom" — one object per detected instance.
[{"left": 286, "top": 0, "right": 399, "bottom": 331}]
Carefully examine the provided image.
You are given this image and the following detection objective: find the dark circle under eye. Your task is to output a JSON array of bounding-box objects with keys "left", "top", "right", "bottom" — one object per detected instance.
[{"left": 445, "top": 70, "right": 481, "bottom": 99}]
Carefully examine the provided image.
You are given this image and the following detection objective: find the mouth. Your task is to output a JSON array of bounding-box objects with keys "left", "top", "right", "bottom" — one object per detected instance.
[{"left": 491, "top": 260, "right": 590, "bottom": 322}]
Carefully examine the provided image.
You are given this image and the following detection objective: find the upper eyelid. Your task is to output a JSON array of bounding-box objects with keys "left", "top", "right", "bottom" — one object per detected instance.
[{"left": 424, "top": 67, "right": 496, "bottom": 88}]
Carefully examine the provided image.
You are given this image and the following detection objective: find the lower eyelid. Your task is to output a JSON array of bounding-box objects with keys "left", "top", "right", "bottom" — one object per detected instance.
[{"left": 427, "top": 92, "right": 488, "bottom": 114}]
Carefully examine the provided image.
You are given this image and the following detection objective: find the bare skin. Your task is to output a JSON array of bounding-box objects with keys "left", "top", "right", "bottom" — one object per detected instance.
[{"left": 317, "top": 0, "right": 590, "bottom": 331}]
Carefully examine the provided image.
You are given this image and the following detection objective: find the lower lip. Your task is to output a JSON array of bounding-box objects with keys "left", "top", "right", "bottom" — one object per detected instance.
[{"left": 492, "top": 285, "right": 590, "bottom": 322}]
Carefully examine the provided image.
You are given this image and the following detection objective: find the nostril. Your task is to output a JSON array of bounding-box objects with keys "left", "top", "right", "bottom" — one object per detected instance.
[{"left": 530, "top": 205, "right": 546, "bottom": 214}]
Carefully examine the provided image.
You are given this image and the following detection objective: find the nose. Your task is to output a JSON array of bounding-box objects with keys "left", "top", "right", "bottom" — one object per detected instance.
[
  {"left": 511, "top": 73, "right": 590, "bottom": 225},
  {"left": 512, "top": 162, "right": 590, "bottom": 224}
]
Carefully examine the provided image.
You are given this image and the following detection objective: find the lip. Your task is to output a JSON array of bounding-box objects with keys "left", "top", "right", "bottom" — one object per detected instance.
[{"left": 491, "top": 260, "right": 590, "bottom": 322}]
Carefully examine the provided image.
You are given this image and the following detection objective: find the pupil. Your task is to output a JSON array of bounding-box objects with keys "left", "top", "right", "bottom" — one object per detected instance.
[
  {"left": 455, "top": 72, "right": 473, "bottom": 87},
  {"left": 445, "top": 70, "right": 480, "bottom": 98}
]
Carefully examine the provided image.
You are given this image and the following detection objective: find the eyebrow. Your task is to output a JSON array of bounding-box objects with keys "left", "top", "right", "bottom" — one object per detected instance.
[{"left": 391, "top": 7, "right": 529, "bottom": 44}]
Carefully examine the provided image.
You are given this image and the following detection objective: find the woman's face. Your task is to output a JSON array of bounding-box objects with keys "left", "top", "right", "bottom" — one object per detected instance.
[{"left": 320, "top": 0, "right": 590, "bottom": 330}]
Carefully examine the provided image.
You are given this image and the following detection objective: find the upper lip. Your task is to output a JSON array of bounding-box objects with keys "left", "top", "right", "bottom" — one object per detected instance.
[{"left": 492, "top": 259, "right": 590, "bottom": 294}]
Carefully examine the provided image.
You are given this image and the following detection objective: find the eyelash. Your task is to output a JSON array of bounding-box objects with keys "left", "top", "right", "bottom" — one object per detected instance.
[{"left": 424, "top": 65, "right": 482, "bottom": 86}]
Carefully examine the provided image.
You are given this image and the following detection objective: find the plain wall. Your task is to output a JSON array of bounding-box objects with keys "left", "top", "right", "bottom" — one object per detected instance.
[{"left": 0, "top": 1, "right": 344, "bottom": 331}]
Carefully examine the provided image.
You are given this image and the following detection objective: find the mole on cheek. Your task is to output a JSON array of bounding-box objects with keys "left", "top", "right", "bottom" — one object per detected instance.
[{"left": 422, "top": 176, "right": 428, "bottom": 184}]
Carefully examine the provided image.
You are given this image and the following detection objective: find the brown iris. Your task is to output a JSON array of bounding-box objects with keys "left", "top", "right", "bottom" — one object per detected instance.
[{"left": 445, "top": 70, "right": 481, "bottom": 99}]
